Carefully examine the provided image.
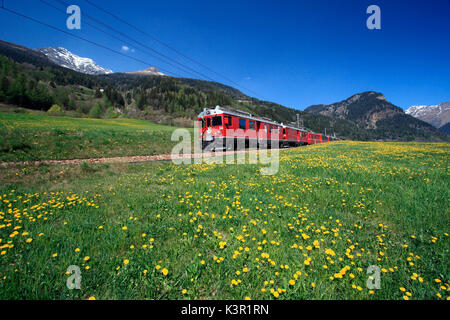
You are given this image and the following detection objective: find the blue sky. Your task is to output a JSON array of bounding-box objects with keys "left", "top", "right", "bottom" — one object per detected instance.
[{"left": 0, "top": 0, "right": 449, "bottom": 110}]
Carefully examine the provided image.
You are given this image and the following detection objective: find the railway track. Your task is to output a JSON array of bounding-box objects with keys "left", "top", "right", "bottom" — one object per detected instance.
[{"left": 0, "top": 148, "right": 285, "bottom": 167}]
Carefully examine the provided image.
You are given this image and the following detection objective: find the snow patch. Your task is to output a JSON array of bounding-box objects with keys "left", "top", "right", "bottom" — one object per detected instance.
[{"left": 36, "top": 46, "right": 113, "bottom": 75}]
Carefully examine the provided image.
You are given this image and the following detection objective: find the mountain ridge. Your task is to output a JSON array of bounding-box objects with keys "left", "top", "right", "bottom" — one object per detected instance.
[
  {"left": 304, "top": 91, "right": 446, "bottom": 140},
  {"left": 405, "top": 102, "right": 450, "bottom": 130},
  {"left": 126, "top": 67, "right": 164, "bottom": 76},
  {"left": 36, "top": 46, "right": 113, "bottom": 75},
  {"left": 438, "top": 122, "right": 450, "bottom": 135},
  {"left": 305, "top": 91, "right": 404, "bottom": 128},
  {"left": 0, "top": 39, "right": 447, "bottom": 141}
]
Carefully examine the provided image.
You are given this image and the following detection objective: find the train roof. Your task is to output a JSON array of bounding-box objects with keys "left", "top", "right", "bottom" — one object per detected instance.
[
  {"left": 198, "top": 106, "right": 311, "bottom": 132},
  {"left": 197, "top": 106, "right": 339, "bottom": 139}
]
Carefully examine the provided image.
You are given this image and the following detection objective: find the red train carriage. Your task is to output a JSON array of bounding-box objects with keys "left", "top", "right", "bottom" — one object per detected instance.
[
  {"left": 307, "top": 132, "right": 321, "bottom": 144},
  {"left": 198, "top": 106, "right": 334, "bottom": 151}
]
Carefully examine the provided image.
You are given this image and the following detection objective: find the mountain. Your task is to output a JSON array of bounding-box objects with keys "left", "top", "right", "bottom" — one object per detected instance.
[
  {"left": 0, "top": 39, "right": 447, "bottom": 141},
  {"left": 0, "top": 40, "right": 56, "bottom": 67},
  {"left": 305, "top": 91, "right": 405, "bottom": 129},
  {"left": 405, "top": 103, "right": 450, "bottom": 130},
  {"left": 36, "top": 47, "right": 113, "bottom": 75},
  {"left": 438, "top": 122, "right": 450, "bottom": 135},
  {"left": 304, "top": 91, "right": 447, "bottom": 141},
  {"left": 127, "top": 67, "right": 164, "bottom": 76}
]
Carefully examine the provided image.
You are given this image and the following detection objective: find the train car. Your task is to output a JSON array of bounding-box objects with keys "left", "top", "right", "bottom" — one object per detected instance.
[
  {"left": 307, "top": 132, "right": 319, "bottom": 145},
  {"left": 198, "top": 106, "right": 333, "bottom": 151},
  {"left": 198, "top": 106, "right": 280, "bottom": 151},
  {"left": 279, "top": 125, "right": 309, "bottom": 147},
  {"left": 299, "top": 130, "right": 309, "bottom": 145}
]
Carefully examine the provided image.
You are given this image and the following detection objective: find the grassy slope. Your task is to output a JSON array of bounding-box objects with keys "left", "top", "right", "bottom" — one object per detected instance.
[
  {"left": 0, "top": 141, "right": 448, "bottom": 299},
  {"left": 0, "top": 111, "right": 183, "bottom": 162}
]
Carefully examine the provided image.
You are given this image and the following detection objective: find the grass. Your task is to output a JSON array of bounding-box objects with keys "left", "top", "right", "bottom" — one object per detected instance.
[
  {"left": 0, "top": 111, "right": 183, "bottom": 162},
  {"left": 0, "top": 141, "right": 448, "bottom": 300}
]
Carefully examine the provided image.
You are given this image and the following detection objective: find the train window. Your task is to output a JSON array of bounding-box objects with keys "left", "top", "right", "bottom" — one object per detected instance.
[
  {"left": 206, "top": 118, "right": 211, "bottom": 127},
  {"left": 212, "top": 116, "right": 222, "bottom": 127},
  {"left": 249, "top": 121, "right": 255, "bottom": 130},
  {"left": 282, "top": 128, "right": 286, "bottom": 135},
  {"left": 239, "top": 118, "right": 247, "bottom": 130}
]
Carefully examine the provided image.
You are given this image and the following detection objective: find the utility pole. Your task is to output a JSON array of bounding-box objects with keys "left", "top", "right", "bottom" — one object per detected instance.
[
  {"left": 324, "top": 127, "right": 327, "bottom": 136},
  {"left": 296, "top": 113, "right": 303, "bottom": 128}
]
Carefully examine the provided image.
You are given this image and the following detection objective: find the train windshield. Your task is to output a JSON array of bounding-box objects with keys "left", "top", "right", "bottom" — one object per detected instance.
[{"left": 211, "top": 116, "right": 222, "bottom": 127}]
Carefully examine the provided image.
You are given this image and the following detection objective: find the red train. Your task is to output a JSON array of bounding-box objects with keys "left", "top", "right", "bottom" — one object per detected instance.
[{"left": 198, "top": 106, "right": 338, "bottom": 151}]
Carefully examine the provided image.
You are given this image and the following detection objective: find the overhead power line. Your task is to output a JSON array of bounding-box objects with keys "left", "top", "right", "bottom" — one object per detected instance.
[
  {"left": 82, "top": 0, "right": 263, "bottom": 98},
  {"left": 0, "top": 5, "right": 182, "bottom": 77},
  {"left": 2, "top": 0, "right": 267, "bottom": 100},
  {"left": 39, "top": 0, "right": 200, "bottom": 78},
  {"left": 55, "top": 0, "right": 225, "bottom": 83}
]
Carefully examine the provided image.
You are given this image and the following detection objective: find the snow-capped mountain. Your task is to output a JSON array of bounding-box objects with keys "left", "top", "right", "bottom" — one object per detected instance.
[
  {"left": 127, "top": 67, "right": 164, "bottom": 76},
  {"left": 405, "top": 102, "right": 450, "bottom": 129},
  {"left": 36, "top": 47, "right": 113, "bottom": 75}
]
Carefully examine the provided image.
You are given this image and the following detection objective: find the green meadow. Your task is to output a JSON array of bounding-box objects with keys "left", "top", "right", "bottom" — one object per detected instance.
[
  {"left": 0, "top": 111, "right": 182, "bottom": 162},
  {"left": 0, "top": 136, "right": 448, "bottom": 299}
]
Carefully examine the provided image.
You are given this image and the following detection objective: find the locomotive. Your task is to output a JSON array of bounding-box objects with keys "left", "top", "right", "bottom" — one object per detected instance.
[{"left": 198, "top": 106, "right": 338, "bottom": 151}]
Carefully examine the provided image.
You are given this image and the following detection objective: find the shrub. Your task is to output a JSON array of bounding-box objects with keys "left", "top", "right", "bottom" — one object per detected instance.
[
  {"left": 104, "top": 106, "right": 119, "bottom": 119},
  {"left": 88, "top": 102, "right": 103, "bottom": 118},
  {"left": 46, "top": 104, "right": 63, "bottom": 116}
]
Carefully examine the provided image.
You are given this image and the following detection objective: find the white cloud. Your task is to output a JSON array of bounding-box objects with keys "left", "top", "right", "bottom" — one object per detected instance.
[{"left": 121, "top": 46, "right": 135, "bottom": 53}]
